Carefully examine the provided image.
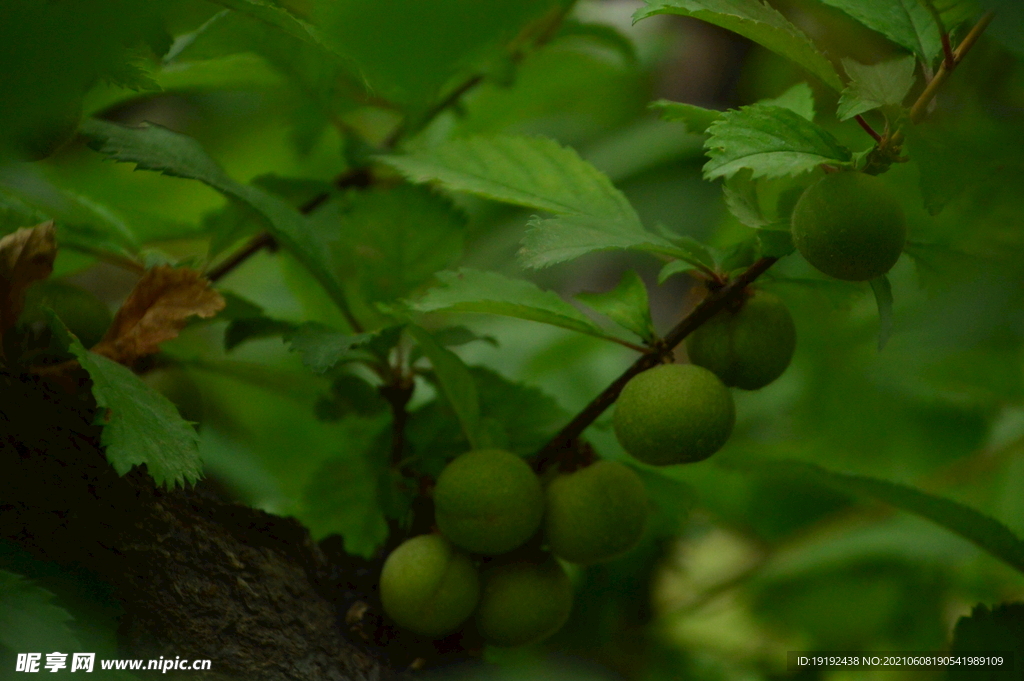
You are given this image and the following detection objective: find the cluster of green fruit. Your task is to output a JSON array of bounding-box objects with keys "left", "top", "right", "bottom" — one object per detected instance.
[
  {"left": 614, "top": 288, "right": 796, "bottom": 465},
  {"left": 379, "top": 449, "right": 649, "bottom": 645},
  {"left": 614, "top": 171, "right": 905, "bottom": 466}
]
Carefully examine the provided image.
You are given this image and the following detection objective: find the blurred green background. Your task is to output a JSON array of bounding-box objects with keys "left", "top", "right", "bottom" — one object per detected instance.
[{"left": 2, "top": 0, "right": 1024, "bottom": 679}]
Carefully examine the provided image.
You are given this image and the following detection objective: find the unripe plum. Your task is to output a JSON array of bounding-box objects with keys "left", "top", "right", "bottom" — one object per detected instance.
[
  {"left": 613, "top": 364, "right": 734, "bottom": 466},
  {"left": 434, "top": 449, "right": 544, "bottom": 555},
  {"left": 791, "top": 172, "right": 906, "bottom": 282},
  {"left": 685, "top": 290, "right": 796, "bottom": 390},
  {"left": 544, "top": 461, "right": 649, "bottom": 565},
  {"left": 476, "top": 556, "right": 573, "bottom": 647},
  {"left": 379, "top": 534, "right": 480, "bottom": 638}
]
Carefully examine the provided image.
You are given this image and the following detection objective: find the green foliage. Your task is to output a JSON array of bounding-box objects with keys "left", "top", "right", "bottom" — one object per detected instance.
[
  {"left": 21, "top": 281, "right": 112, "bottom": 348},
  {"left": 634, "top": 0, "right": 843, "bottom": 91},
  {"left": 434, "top": 449, "right": 545, "bottom": 555},
  {"left": 476, "top": 556, "right": 574, "bottom": 647},
  {"left": 737, "top": 459, "right": 1024, "bottom": 574},
  {"left": 614, "top": 364, "right": 736, "bottom": 466},
  {"left": 948, "top": 602, "right": 1024, "bottom": 679},
  {"left": 815, "top": 0, "right": 944, "bottom": 62},
  {"left": 704, "top": 105, "right": 853, "bottom": 180},
  {"left": 649, "top": 100, "right": 723, "bottom": 134},
  {"left": 544, "top": 461, "right": 650, "bottom": 565},
  {"left": 0, "top": 569, "right": 79, "bottom": 653},
  {"left": 409, "top": 325, "right": 485, "bottom": 449},
  {"left": 49, "top": 314, "right": 202, "bottom": 489},
  {"left": 838, "top": 55, "right": 918, "bottom": 121},
  {"left": 575, "top": 270, "right": 655, "bottom": 343},
  {"left": 379, "top": 534, "right": 481, "bottom": 638}
]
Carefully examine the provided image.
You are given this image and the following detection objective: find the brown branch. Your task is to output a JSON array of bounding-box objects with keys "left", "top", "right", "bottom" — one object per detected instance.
[
  {"left": 532, "top": 257, "right": 778, "bottom": 471},
  {"left": 206, "top": 231, "right": 277, "bottom": 283}
]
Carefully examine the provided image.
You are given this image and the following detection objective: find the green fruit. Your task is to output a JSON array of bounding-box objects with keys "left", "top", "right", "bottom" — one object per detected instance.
[
  {"left": 144, "top": 368, "right": 205, "bottom": 425},
  {"left": 544, "top": 461, "right": 649, "bottom": 565},
  {"left": 791, "top": 172, "right": 906, "bottom": 282},
  {"left": 613, "top": 364, "right": 734, "bottom": 466},
  {"left": 21, "top": 281, "right": 112, "bottom": 348},
  {"left": 434, "top": 449, "right": 544, "bottom": 555},
  {"left": 476, "top": 556, "right": 573, "bottom": 647},
  {"left": 685, "top": 290, "right": 796, "bottom": 390},
  {"left": 379, "top": 534, "right": 480, "bottom": 638}
]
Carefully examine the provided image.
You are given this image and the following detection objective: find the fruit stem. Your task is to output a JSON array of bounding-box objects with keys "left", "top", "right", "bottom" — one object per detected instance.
[
  {"left": 854, "top": 115, "right": 882, "bottom": 143},
  {"left": 532, "top": 257, "right": 778, "bottom": 471}
]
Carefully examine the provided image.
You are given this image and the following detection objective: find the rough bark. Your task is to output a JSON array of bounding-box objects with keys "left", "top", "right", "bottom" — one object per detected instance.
[{"left": 0, "top": 368, "right": 461, "bottom": 680}]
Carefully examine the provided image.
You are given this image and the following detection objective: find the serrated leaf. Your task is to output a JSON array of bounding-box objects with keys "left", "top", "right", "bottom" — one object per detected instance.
[
  {"left": 408, "top": 325, "right": 483, "bottom": 450},
  {"left": 332, "top": 185, "right": 466, "bottom": 303},
  {"left": 0, "top": 569, "right": 80, "bottom": 653},
  {"left": 411, "top": 268, "right": 608, "bottom": 339},
  {"left": 815, "top": 0, "right": 942, "bottom": 62},
  {"left": 93, "top": 266, "right": 225, "bottom": 365},
  {"left": 80, "top": 120, "right": 349, "bottom": 314},
  {"left": 759, "top": 82, "right": 816, "bottom": 121},
  {"left": 948, "top": 602, "right": 1024, "bottom": 672},
  {"left": 736, "top": 458, "right": 1024, "bottom": 574},
  {"left": 634, "top": 0, "right": 843, "bottom": 91},
  {"left": 869, "top": 275, "right": 894, "bottom": 351},
  {"left": 576, "top": 270, "right": 655, "bottom": 342},
  {"left": 723, "top": 172, "right": 770, "bottom": 228},
  {"left": 50, "top": 315, "right": 202, "bottom": 488},
  {"left": 0, "top": 222, "right": 56, "bottom": 334},
  {"left": 299, "top": 422, "right": 392, "bottom": 558},
  {"left": 286, "top": 324, "right": 378, "bottom": 374},
  {"left": 224, "top": 316, "right": 299, "bottom": 351},
  {"left": 704, "top": 104, "right": 853, "bottom": 179},
  {"left": 406, "top": 366, "right": 567, "bottom": 476},
  {"left": 649, "top": 100, "right": 723, "bottom": 133},
  {"left": 837, "top": 55, "right": 917, "bottom": 121},
  {"left": 519, "top": 214, "right": 682, "bottom": 270},
  {"left": 209, "top": 0, "right": 334, "bottom": 59},
  {"left": 381, "top": 135, "right": 641, "bottom": 227}
]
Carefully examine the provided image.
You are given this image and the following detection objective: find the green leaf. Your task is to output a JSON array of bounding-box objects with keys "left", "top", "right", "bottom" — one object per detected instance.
[
  {"left": 331, "top": 185, "right": 466, "bottom": 303},
  {"left": 0, "top": 569, "right": 80, "bottom": 653},
  {"left": 658, "top": 259, "right": 700, "bottom": 284},
  {"left": 408, "top": 325, "right": 484, "bottom": 450},
  {"left": 815, "top": 0, "right": 942, "bottom": 62},
  {"left": 704, "top": 104, "right": 853, "bottom": 179},
  {"left": 225, "top": 316, "right": 299, "bottom": 351},
  {"left": 869, "top": 275, "right": 894, "bottom": 351},
  {"left": 80, "top": 120, "right": 349, "bottom": 314},
  {"left": 575, "top": 270, "right": 655, "bottom": 342},
  {"left": 411, "top": 268, "right": 608, "bottom": 339},
  {"left": 759, "top": 82, "right": 817, "bottom": 121},
  {"left": 519, "top": 214, "right": 683, "bottom": 270},
  {"left": 556, "top": 20, "right": 638, "bottom": 64},
  {"left": 299, "top": 422, "right": 393, "bottom": 558},
  {"left": 634, "top": 0, "right": 843, "bottom": 91},
  {"left": 209, "top": 0, "right": 335, "bottom": 59},
  {"left": 49, "top": 314, "right": 202, "bottom": 488},
  {"left": 737, "top": 458, "right": 1024, "bottom": 575},
  {"left": 758, "top": 228, "right": 796, "bottom": 258},
  {"left": 948, "top": 602, "right": 1024, "bottom": 674},
  {"left": 837, "top": 55, "right": 917, "bottom": 121},
  {"left": 381, "top": 135, "right": 641, "bottom": 228},
  {"left": 285, "top": 324, "right": 379, "bottom": 374},
  {"left": 723, "top": 172, "right": 770, "bottom": 228},
  {"left": 649, "top": 100, "right": 723, "bottom": 133}
]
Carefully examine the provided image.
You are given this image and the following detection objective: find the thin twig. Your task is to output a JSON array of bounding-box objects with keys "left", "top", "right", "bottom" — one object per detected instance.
[
  {"left": 206, "top": 231, "right": 276, "bottom": 283},
  {"left": 854, "top": 115, "right": 882, "bottom": 143},
  {"left": 906, "top": 11, "right": 994, "bottom": 127},
  {"left": 532, "top": 257, "right": 778, "bottom": 471}
]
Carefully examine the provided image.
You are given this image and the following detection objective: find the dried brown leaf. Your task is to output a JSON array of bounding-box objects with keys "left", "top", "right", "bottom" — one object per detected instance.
[
  {"left": 93, "top": 265, "right": 225, "bottom": 365},
  {"left": 0, "top": 221, "right": 57, "bottom": 334}
]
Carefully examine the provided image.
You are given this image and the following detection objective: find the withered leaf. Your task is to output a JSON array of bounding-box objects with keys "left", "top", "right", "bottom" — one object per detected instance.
[
  {"left": 0, "top": 221, "right": 57, "bottom": 334},
  {"left": 93, "top": 265, "right": 225, "bottom": 365}
]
